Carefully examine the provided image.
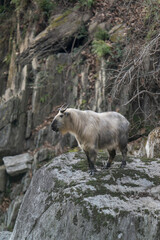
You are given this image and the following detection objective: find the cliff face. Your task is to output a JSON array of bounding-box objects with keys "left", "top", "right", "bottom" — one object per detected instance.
[{"left": 0, "top": 0, "right": 159, "bottom": 160}]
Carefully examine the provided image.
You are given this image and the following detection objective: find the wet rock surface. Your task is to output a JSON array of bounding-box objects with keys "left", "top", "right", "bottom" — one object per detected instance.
[{"left": 9, "top": 152, "right": 160, "bottom": 240}]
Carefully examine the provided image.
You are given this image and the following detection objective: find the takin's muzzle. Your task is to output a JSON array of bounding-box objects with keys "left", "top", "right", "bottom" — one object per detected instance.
[{"left": 51, "top": 120, "right": 59, "bottom": 132}]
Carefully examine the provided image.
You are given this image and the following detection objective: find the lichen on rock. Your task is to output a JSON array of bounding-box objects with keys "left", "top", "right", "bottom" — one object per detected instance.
[{"left": 9, "top": 152, "right": 160, "bottom": 240}]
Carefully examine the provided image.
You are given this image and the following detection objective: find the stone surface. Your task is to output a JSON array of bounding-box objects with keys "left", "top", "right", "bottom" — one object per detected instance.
[
  {"left": 0, "top": 97, "right": 20, "bottom": 130},
  {"left": 10, "top": 152, "right": 160, "bottom": 240},
  {"left": 6, "top": 196, "right": 23, "bottom": 230},
  {"left": 34, "top": 148, "right": 54, "bottom": 163},
  {"left": 109, "top": 24, "right": 128, "bottom": 42},
  {"left": 3, "top": 153, "right": 33, "bottom": 176},
  {"left": 0, "top": 166, "right": 6, "bottom": 192},
  {"left": 128, "top": 137, "right": 147, "bottom": 157},
  {"left": 145, "top": 127, "right": 160, "bottom": 158},
  {"left": 25, "top": 110, "right": 32, "bottom": 139},
  {"left": 0, "top": 231, "right": 12, "bottom": 240},
  {"left": 0, "top": 95, "right": 27, "bottom": 158}
]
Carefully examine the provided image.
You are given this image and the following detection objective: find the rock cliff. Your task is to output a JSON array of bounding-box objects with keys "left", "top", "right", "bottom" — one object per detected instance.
[{"left": 9, "top": 152, "right": 160, "bottom": 240}]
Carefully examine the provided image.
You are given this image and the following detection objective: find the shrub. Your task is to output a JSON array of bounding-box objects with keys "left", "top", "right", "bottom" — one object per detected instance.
[
  {"left": 36, "top": 0, "right": 55, "bottom": 16},
  {"left": 78, "top": 0, "right": 95, "bottom": 8},
  {"left": 92, "top": 40, "right": 111, "bottom": 58},
  {"left": 95, "top": 28, "right": 109, "bottom": 41}
]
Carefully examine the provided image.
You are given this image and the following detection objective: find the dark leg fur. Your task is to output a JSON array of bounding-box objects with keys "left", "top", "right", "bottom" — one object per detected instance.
[
  {"left": 105, "top": 149, "right": 116, "bottom": 169},
  {"left": 85, "top": 150, "right": 97, "bottom": 176},
  {"left": 120, "top": 147, "right": 127, "bottom": 168}
]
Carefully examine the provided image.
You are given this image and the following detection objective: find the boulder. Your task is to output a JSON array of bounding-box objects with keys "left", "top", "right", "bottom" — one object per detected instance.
[
  {"left": 3, "top": 153, "right": 33, "bottom": 176},
  {"left": 109, "top": 24, "right": 128, "bottom": 43},
  {"left": 145, "top": 127, "right": 160, "bottom": 158},
  {"left": 10, "top": 152, "right": 160, "bottom": 240},
  {"left": 0, "top": 231, "right": 12, "bottom": 240}
]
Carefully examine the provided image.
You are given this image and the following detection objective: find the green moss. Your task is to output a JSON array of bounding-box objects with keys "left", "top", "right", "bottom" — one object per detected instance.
[
  {"left": 54, "top": 178, "right": 68, "bottom": 190},
  {"left": 48, "top": 9, "right": 72, "bottom": 31},
  {"left": 56, "top": 209, "right": 63, "bottom": 221},
  {"left": 141, "top": 157, "right": 157, "bottom": 163},
  {"left": 121, "top": 182, "right": 139, "bottom": 187},
  {"left": 73, "top": 214, "right": 78, "bottom": 226},
  {"left": 92, "top": 206, "right": 115, "bottom": 233},
  {"left": 152, "top": 175, "right": 160, "bottom": 186},
  {"left": 119, "top": 210, "right": 129, "bottom": 218},
  {"left": 72, "top": 159, "right": 88, "bottom": 172},
  {"left": 81, "top": 206, "right": 90, "bottom": 221},
  {"left": 68, "top": 147, "right": 79, "bottom": 153}
]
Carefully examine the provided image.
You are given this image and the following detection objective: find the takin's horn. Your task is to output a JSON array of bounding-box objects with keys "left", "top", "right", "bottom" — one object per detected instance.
[{"left": 59, "top": 104, "right": 69, "bottom": 113}]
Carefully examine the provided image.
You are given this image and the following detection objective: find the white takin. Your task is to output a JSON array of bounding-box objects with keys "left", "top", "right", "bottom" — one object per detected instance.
[{"left": 51, "top": 106, "right": 130, "bottom": 175}]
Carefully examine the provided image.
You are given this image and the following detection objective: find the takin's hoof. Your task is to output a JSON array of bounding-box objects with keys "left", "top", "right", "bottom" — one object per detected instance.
[
  {"left": 120, "top": 161, "right": 126, "bottom": 168},
  {"left": 103, "top": 162, "right": 111, "bottom": 169},
  {"left": 88, "top": 169, "right": 97, "bottom": 176}
]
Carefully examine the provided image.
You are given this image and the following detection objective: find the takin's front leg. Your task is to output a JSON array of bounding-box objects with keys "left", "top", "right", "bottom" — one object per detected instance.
[{"left": 85, "top": 150, "right": 97, "bottom": 176}]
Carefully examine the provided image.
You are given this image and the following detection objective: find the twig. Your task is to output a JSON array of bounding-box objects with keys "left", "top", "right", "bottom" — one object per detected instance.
[{"left": 124, "top": 90, "right": 160, "bottom": 106}]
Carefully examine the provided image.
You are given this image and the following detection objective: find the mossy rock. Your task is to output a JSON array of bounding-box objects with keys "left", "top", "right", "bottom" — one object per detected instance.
[{"left": 109, "top": 24, "right": 128, "bottom": 43}]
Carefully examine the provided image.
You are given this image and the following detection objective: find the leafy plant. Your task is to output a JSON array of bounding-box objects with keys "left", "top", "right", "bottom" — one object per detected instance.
[
  {"left": 11, "top": 0, "right": 21, "bottom": 9},
  {"left": 36, "top": 0, "right": 55, "bottom": 16},
  {"left": 95, "top": 28, "right": 109, "bottom": 41},
  {"left": 92, "top": 40, "right": 111, "bottom": 58},
  {"left": 56, "top": 64, "right": 65, "bottom": 74},
  {"left": 77, "top": 24, "right": 88, "bottom": 40},
  {"left": 40, "top": 94, "right": 49, "bottom": 103},
  {"left": 3, "top": 53, "right": 11, "bottom": 65},
  {"left": 78, "top": 0, "right": 95, "bottom": 8}
]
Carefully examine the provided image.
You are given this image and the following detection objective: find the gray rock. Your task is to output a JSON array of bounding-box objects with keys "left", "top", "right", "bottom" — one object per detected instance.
[
  {"left": 34, "top": 148, "right": 54, "bottom": 163},
  {"left": 0, "top": 166, "right": 6, "bottom": 192},
  {"left": 0, "top": 231, "right": 12, "bottom": 240},
  {"left": 10, "top": 184, "right": 23, "bottom": 201},
  {"left": 0, "top": 97, "right": 20, "bottom": 130},
  {"left": 21, "top": 172, "right": 31, "bottom": 193},
  {"left": 6, "top": 196, "right": 23, "bottom": 230},
  {"left": 0, "top": 208, "right": 5, "bottom": 232},
  {"left": 10, "top": 152, "right": 160, "bottom": 240},
  {"left": 25, "top": 110, "right": 32, "bottom": 139},
  {"left": 145, "top": 127, "right": 160, "bottom": 158},
  {"left": 0, "top": 98, "right": 26, "bottom": 158},
  {"left": 109, "top": 24, "right": 128, "bottom": 43},
  {"left": 0, "top": 124, "right": 11, "bottom": 161},
  {"left": 34, "top": 125, "right": 60, "bottom": 148},
  {"left": 3, "top": 153, "right": 33, "bottom": 176}
]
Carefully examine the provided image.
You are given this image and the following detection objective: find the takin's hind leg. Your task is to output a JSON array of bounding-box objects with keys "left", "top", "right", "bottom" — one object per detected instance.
[
  {"left": 105, "top": 149, "right": 116, "bottom": 169},
  {"left": 120, "top": 146, "right": 127, "bottom": 168}
]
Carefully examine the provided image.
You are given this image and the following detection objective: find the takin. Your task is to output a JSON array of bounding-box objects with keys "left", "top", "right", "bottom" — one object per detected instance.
[{"left": 51, "top": 106, "right": 130, "bottom": 175}]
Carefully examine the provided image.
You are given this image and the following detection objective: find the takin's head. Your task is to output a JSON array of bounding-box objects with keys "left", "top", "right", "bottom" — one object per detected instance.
[{"left": 51, "top": 105, "right": 71, "bottom": 134}]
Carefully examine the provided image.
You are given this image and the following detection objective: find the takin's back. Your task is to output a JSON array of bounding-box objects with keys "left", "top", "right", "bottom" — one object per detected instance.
[{"left": 84, "top": 110, "right": 130, "bottom": 150}]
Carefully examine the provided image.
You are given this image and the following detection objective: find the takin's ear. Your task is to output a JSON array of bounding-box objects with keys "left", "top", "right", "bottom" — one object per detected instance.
[{"left": 64, "top": 111, "right": 70, "bottom": 117}]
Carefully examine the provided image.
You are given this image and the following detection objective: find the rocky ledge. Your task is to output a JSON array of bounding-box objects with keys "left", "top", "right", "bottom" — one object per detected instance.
[{"left": 8, "top": 152, "right": 160, "bottom": 240}]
